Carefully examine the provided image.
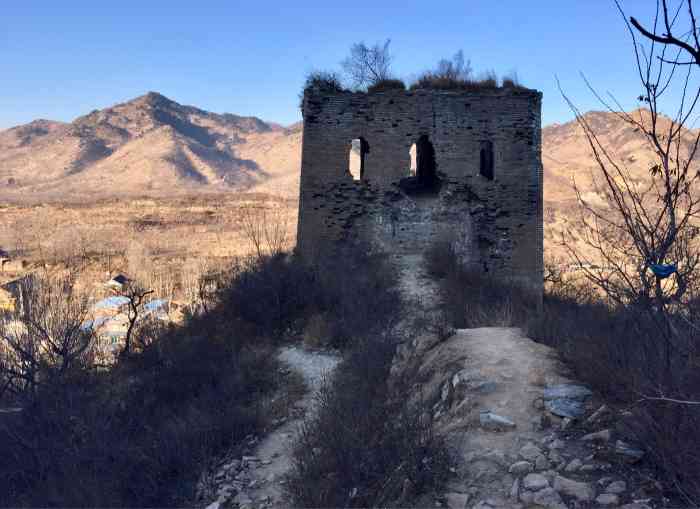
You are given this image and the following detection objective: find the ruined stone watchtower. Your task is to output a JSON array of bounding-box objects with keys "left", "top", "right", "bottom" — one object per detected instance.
[{"left": 297, "top": 85, "right": 543, "bottom": 296}]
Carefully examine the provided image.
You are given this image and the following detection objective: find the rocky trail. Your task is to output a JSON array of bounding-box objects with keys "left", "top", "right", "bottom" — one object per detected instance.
[
  {"left": 199, "top": 346, "right": 339, "bottom": 509},
  {"left": 199, "top": 253, "right": 669, "bottom": 509},
  {"left": 394, "top": 254, "right": 667, "bottom": 509}
]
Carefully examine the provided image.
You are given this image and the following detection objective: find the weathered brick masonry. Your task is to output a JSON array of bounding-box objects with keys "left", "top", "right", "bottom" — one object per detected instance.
[{"left": 297, "top": 87, "right": 543, "bottom": 296}]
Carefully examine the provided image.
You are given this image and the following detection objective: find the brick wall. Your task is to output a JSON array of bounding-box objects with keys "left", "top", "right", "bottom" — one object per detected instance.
[{"left": 297, "top": 87, "right": 543, "bottom": 295}]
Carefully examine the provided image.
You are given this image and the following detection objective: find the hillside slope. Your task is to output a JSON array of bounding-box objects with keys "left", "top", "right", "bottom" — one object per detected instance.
[
  {"left": 0, "top": 92, "right": 302, "bottom": 201},
  {"left": 3, "top": 95, "right": 693, "bottom": 223}
]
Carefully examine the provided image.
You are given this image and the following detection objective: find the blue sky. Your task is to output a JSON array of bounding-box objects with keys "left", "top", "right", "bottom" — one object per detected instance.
[{"left": 0, "top": 0, "right": 664, "bottom": 129}]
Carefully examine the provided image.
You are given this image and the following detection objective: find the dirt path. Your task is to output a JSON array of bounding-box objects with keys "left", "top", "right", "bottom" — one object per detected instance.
[
  {"left": 201, "top": 253, "right": 666, "bottom": 509},
  {"left": 202, "top": 346, "right": 339, "bottom": 509},
  {"left": 393, "top": 254, "right": 663, "bottom": 509}
]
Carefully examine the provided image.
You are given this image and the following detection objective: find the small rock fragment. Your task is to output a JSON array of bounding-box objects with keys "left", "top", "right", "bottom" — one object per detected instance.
[
  {"left": 615, "top": 440, "right": 645, "bottom": 463},
  {"left": 597, "top": 476, "right": 613, "bottom": 487},
  {"left": 606, "top": 480, "right": 627, "bottom": 494},
  {"left": 508, "top": 461, "right": 533, "bottom": 475},
  {"left": 523, "top": 473, "right": 550, "bottom": 491},
  {"left": 549, "top": 449, "right": 563, "bottom": 464},
  {"left": 548, "top": 439, "right": 565, "bottom": 450},
  {"left": 533, "top": 487, "right": 566, "bottom": 509},
  {"left": 520, "top": 443, "right": 543, "bottom": 461},
  {"left": 585, "top": 404, "right": 610, "bottom": 425},
  {"left": 479, "top": 411, "right": 516, "bottom": 431},
  {"left": 445, "top": 492, "right": 470, "bottom": 509},
  {"left": 596, "top": 493, "right": 621, "bottom": 506},
  {"left": 546, "top": 399, "right": 586, "bottom": 419},
  {"left": 565, "top": 458, "right": 582, "bottom": 472},
  {"left": 582, "top": 429, "right": 612, "bottom": 442},
  {"left": 519, "top": 490, "right": 535, "bottom": 505},
  {"left": 535, "top": 454, "right": 550, "bottom": 471},
  {"left": 510, "top": 478, "right": 520, "bottom": 499},
  {"left": 233, "top": 493, "right": 253, "bottom": 505},
  {"left": 544, "top": 384, "right": 593, "bottom": 400},
  {"left": 553, "top": 475, "right": 596, "bottom": 502}
]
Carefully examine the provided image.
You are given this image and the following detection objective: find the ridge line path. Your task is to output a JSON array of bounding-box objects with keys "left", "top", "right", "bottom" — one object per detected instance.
[
  {"left": 200, "top": 346, "right": 339, "bottom": 509},
  {"left": 393, "top": 254, "right": 667, "bottom": 509}
]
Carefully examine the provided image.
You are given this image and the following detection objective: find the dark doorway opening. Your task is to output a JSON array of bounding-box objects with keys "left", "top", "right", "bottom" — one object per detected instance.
[
  {"left": 399, "top": 135, "right": 440, "bottom": 194},
  {"left": 349, "top": 137, "right": 369, "bottom": 181},
  {"left": 480, "top": 140, "right": 494, "bottom": 180}
]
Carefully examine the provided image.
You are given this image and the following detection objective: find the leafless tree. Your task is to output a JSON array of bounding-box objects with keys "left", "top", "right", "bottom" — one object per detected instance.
[
  {"left": 239, "top": 204, "right": 289, "bottom": 260},
  {"left": 341, "top": 39, "right": 394, "bottom": 89},
  {"left": 557, "top": 0, "right": 700, "bottom": 392},
  {"left": 560, "top": 1, "right": 700, "bottom": 313},
  {"left": 114, "top": 281, "right": 153, "bottom": 357},
  {"left": 629, "top": 0, "right": 700, "bottom": 65},
  {"left": 0, "top": 271, "right": 96, "bottom": 403}
]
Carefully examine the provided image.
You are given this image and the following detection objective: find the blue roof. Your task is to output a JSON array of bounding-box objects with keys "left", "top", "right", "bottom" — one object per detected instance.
[
  {"left": 82, "top": 316, "right": 110, "bottom": 329},
  {"left": 93, "top": 296, "right": 130, "bottom": 310},
  {"left": 144, "top": 299, "right": 167, "bottom": 312}
]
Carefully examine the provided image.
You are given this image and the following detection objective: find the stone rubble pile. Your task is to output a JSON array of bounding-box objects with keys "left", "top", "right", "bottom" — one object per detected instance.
[
  {"left": 438, "top": 379, "right": 661, "bottom": 509},
  {"left": 196, "top": 436, "right": 288, "bottom": 509}
]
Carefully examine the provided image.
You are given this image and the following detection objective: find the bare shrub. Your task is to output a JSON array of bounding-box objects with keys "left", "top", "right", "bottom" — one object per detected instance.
[
  {"left": 0, "top": 262, "right": 282, "bottom": 507},
  {"left": 239, "top": 204, "right": 290, "bottom": 260},
  {"left": 300, "top": 71, "right": 345, "bottom": 109},
  {"left": 410, "top": 51, "right": 525, "bottom": 92},
  {"left": 219, "top": 254, "right": 315, "bottom": 339},
  {"left": 527, "top": 289, "right": 700, "bottom": 503},
  {"left": 546, "top": 4, "right": 700, "bottom": 501},
  {"left": 366, "top": 78, "right": 407, "bottom": 93},
  {"left": 0, "top": 271, "right": 96, "bottom": 403},
  {"left": 220, "top": 243, "right": 401, "bottom": 348},
  {"left": 181, "top": 257, "right": 216, "bottom": 314},
  {"left": 314, "top": 243, "right": 403, "bottom": 348},
  {"left": 125, "top": 240, "right": 152, "bottom": 281},
  {"left": 302, "top": 70, "right": 345, "bottom": 93},
  {"left": 287, "top": 334, "right": 449, "bottom": 507},
  {"left": 423, "top": 238, "right": 534, "bottom": 328}
]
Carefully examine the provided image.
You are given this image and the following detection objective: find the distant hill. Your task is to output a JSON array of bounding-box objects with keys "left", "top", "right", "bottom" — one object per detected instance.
[
  {"left": 541, "top": 109, "right": 699, "bottom": 259},
  {"left": 0, "top": 92, "right": 302, "bottom": 201},
  {"left": 2, "top": 93, "right": 692, "bottom": 229}
]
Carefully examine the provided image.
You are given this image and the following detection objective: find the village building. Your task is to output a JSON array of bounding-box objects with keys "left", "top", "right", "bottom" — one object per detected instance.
[{"left": 104, "top": 274, "right": 131, "bottom": 291}]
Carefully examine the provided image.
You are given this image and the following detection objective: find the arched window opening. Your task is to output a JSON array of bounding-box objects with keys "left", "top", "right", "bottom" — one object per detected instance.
[
  {"left": 348, "top": 137, "right": 369, "bottom": 181},
  {"left": 400, "top": 135, "right": 439, "bottom": 194},
  {"left": 408, "top": 143, "right": 417, "bottom": 176},
  {"left": 416, "top": 135, "right": 437, "bottom": 188},
  {"left": 480, "top": 140, "right": 494, "bottom": 180}
]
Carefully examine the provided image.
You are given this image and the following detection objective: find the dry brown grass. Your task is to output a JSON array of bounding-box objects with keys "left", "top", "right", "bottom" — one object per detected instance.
[{"left": 0, "top": 193, "right": 298, "bottom": 300}]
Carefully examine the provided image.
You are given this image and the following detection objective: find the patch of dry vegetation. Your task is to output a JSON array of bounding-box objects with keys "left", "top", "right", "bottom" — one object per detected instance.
[
  {"left": 287, "top": 334, "right": 449, "bottom": 508},
  {"left": 0, "top": 193, "right": 297, "bottom": 293},
  {"left": 424, "top": 237, "right": 700, "bottom": 503},
  {"left": 0, "top": 242, "right": 419, "bottom": 507}
]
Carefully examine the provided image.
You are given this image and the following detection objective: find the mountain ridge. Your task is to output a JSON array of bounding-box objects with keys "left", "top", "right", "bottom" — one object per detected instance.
[
  {"left": 0, "top": 92, "right": 302, "bottom": 200},
  {"left": 1, "top": 93, "right": 690, "bottom": 208}
]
